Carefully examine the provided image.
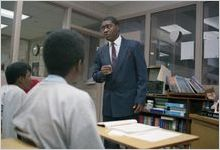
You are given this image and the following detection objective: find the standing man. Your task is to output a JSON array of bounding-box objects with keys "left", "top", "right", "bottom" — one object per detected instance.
[
  {"left": 13, "top": 30, "right": 104, "bottom": 149},
  {"left": 92, "top": 16, "right": 147, "bottom": 148}
]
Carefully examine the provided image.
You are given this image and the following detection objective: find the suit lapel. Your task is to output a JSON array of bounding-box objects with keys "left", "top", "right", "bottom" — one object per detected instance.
[
  {"left": 112, "top": 38, "right": 128, "bottom": 79},
  {"left": 103, "top": 44, "right": 111, "bottom": 65}
]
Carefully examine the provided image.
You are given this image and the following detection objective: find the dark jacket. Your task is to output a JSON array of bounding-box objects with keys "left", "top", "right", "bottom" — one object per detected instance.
[{"left": 93, "top": 37, "right": 147, "bottom": 117}]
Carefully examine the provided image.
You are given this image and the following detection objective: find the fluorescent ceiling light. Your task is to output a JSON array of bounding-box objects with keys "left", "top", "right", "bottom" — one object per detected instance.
[
  {"left": 204, "top": 16, "right": 219, "bottom": 29},
  {"left": 159, "top": 52, "right": 169, "bottom": 57},
  {"left": 1, "top": 8, "right": 29, "bottom": 20},
  {"left": 1, "top": 24, "right": 8, "bottom": 29},
  {"left": 160, "top": 24, "right": 191, "bottom": 35}
]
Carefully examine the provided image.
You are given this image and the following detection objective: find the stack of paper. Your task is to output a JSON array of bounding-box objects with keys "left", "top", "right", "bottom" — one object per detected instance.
[{"left": 98, "top": 119, "right": 181, "bottom": 142}]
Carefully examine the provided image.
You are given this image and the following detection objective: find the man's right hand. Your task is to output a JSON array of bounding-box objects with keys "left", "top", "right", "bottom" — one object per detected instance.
[{"left": 101, "top": 65, "right": 112, "bottom": 75}]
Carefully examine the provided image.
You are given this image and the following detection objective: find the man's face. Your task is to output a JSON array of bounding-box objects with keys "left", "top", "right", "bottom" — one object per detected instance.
[
  {"left": 20, "top": 70, "right": 32, "bottom": 90},
  {"left": 100, "top": 20, "right": 119, "bottom": 42}
]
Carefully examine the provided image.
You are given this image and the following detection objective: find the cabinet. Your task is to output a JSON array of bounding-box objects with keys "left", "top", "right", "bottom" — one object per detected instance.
[
  {"left": 190, "top": 114, "right": 219, "bottom": 149},
  {"left": 139, "top": 93, "right": 212, "bottom": 134}
]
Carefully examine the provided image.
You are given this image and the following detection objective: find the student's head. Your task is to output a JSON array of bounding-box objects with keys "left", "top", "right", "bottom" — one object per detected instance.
[
  {"left": 5, "top": 62, "right": 32, "bottom": 90},
  {"left": 100, "top": 16, "right": 120, "bottom": 42},
  {"left": 43, "top": 29, "right": 84, "bottom": 83}
]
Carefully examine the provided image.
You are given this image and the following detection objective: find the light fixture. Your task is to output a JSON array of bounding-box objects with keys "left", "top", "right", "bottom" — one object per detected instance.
[
  {"left": 160, "top": 24, "right": 191, "bottom": 35},
  {"left": 159, "top": 52, "right": 169, "bottom": 57},
  {"left": 1, "top": 24, "right": 8, "bottom": 29},
  {"left": 204, "top": 16, "right": 219, "bottom": 29},
  {"left": 1, "top": 8, "right": 29, "bottom": 20},
  {"left": 170, "top": 31, "right": 182, "bottom": 42}
]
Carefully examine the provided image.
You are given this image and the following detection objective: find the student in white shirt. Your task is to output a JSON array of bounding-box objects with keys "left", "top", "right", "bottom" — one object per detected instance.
[
  {"left": 13, "top": 29, "right": 104, "bottom": 149},
  {"left": 1, "top": 62, "right": 32, "bottom": 138}
]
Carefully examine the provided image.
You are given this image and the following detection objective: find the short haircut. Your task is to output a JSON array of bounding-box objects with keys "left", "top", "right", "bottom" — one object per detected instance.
[
  {"left": 103, "top": 16, "right": 119, "bottom": 25},
  {"left": 5, "top": 62, "right": 31, "bottom": 84},
  {"left": 43, "top": 29, "right": 85, "bottom": 77}
]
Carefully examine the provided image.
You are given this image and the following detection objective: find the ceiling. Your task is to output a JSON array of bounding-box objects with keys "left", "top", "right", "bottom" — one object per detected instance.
[
  {"left": 1, "top": 1, "right": 127, "bottom": 41},
  {"left": 1, "top": 1, "right": 218, "bottom": 41},
  {"left": 98, "top": 1, "right": 125, "bottom": 6}
]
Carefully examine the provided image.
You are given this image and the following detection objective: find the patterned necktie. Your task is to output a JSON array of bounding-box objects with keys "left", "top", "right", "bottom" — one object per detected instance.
[{"left": 111, "top": 42, "right": 117, "bottom": 66}]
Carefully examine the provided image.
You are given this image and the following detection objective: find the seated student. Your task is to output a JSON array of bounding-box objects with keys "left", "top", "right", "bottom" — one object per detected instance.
[
  {"left": 23, "top": 78, "right": 40, "bottom": 93},
  {"left": 1, "top": 62, "right": 32, "bottom": 138},
  {"left": 13, "top": 29, "right": 104, "bottom": 149}
]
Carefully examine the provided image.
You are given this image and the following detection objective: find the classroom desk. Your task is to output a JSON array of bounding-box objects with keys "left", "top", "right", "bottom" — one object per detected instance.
[
  {"left": 1, "top": 138, "right": 37, "bottom": 149},
  {"left": 97, "top": 126, "right": 199, "bottom": 149}
]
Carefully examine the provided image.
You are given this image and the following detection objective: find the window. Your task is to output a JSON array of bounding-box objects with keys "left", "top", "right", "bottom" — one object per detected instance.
[
  {"left": 119, "top": 16, "right": 145, "bottom": 44},
  {"left": 202, "top": 1, "right": 219, "bottom": 85},
  {"left": 150, "top": 5, "right": 196, "bottom": 77},
  {"left": 84, "top": 35, "right": 100, "bottom": 79},
  {"left": 71, "top": 11, "right": 100, "bottom": 32},
  {"left": 71, "top": 11, "right": 101, "bottom": 81}
]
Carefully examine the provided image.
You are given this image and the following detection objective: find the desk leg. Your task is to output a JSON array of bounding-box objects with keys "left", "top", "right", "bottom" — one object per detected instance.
[{"left": 183, "top": 144, "right": 190, "bottom": 149}]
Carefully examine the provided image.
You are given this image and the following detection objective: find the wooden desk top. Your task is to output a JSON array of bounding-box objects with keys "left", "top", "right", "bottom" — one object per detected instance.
[
  {"left": 1, "top": 138, "right": 37, "bottom": 149},
  {"left": 97, "top": 126, "right": 199, "bottom": 149}
]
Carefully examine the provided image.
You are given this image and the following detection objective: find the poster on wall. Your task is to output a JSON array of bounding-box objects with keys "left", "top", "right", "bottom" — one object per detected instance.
[{"left": 32, "top": 62, "right": 39, "bottom": 76}]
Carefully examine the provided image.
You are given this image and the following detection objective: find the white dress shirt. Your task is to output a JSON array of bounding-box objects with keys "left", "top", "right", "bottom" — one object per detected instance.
[
  {"left": 13, "top": 75, "right": 104, "bottom": 149},
  {"left": 1, "top": 85, "right": 26, "bottom": 138},
  {"left": 108, "top": 35, "right": 122, "bottom": 63}
]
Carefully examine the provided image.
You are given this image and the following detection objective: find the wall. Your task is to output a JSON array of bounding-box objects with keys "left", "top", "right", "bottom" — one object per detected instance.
[
  {"left": 1, "top": 35, "right": 29, "bottom": 68},
  {"left": 29, "top": 38, "right": 45, "bottom": 77}
]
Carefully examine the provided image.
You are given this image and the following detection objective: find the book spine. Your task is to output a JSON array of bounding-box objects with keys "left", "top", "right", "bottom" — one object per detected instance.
[
  {"left": 164, "top": 110, "right": 185, "bottom": 117},
  {"left": 165, "top": 102, "right": 185, "bottom": 108}
]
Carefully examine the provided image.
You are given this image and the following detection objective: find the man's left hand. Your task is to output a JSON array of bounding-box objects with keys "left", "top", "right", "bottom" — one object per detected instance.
[{"left": 133, "top": 104, "right": 144, "bottom": 113}]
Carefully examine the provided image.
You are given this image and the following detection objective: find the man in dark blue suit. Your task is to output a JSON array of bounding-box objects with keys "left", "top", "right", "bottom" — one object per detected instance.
[{"left": 93, "top": 16, "right": 147, "bottom": 148}]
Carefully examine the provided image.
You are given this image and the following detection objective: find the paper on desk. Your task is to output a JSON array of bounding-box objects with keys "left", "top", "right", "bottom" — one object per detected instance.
[
  {"left": 110, "top": 123, "right": 158, "bottom": 134},
  {"left": 108, "top": 130, "right": 127, "bottom": 136},
  {"left": 127, "top": 128, "right": 181, "bottom": 142}
]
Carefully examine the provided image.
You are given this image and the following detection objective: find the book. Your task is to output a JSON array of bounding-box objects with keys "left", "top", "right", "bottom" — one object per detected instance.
[
  {"left": 188, "top": 77, "right": 205, "bottom": 93},
  {"left": 165, "top": 102, "right": 185, "bottom": 109},
  {"left": 175, "top": 75, "right": 195, "bottom": 93},
  {"left": 165, "top": 110, "right": 185, "bottom": 117},
  {"left": 126, "top": 128, "right": 181, "bottom": 142},
  {"left": 167, "top": 76, "right": 179, "bottom": 93},
  {"left": 97, "top": 119, "right": 137, "bottom": 128},
  {"left": 97, "top": 119, "right": 158, "bottom": 134},
  {"left": 98, "top": 120, "right": 185, "bottom": 143}
]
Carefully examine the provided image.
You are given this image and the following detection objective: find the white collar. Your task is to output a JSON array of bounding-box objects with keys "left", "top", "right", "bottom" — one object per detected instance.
[
  {"left": 43, "top": 74, "right": 67, "bottom": 84},
  {"left": 108, "top": 35, "right": 122, "bottom": 46}
]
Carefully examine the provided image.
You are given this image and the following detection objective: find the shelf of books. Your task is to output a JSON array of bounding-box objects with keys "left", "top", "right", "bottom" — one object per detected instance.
[
  {"left": 139, "top": 94, "right": 210, "bottom": 134},
  {"left": 144, "top": 65, "right": 217, "bottom": 135}
]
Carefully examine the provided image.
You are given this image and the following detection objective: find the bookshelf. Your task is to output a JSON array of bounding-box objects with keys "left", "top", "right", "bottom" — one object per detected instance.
[{"left": 139, "top": 93, "right": 213, "bottom": 134}]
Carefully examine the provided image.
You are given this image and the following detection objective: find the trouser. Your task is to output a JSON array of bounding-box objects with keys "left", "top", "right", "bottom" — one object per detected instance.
[{"left": 103, "top": 115, "right": 138, "bottom": 149}]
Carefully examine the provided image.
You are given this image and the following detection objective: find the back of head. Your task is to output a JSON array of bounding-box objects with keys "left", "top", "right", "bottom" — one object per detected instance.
[
  {"left": 5, "top": 62, "right": 31, "bottom": 85},
  {"left": 43, "top": 29, "right": 85, "bottom": 77}
]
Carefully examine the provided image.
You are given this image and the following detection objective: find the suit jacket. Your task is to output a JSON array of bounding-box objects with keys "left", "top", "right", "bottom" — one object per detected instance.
[{"left": 92, "top": 37, "right": 147, "bottom": 117}]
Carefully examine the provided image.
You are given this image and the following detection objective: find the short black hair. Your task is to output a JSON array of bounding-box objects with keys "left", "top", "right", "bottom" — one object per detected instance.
[
  {"left": 5, "top": 62, "right": 31, "bottom": 84},
  {"left": 43, "top": 29, "right": 85, "bottom": 77},
  {"left": 103, "top": 16, "right": 119, "bottom": 25}
]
